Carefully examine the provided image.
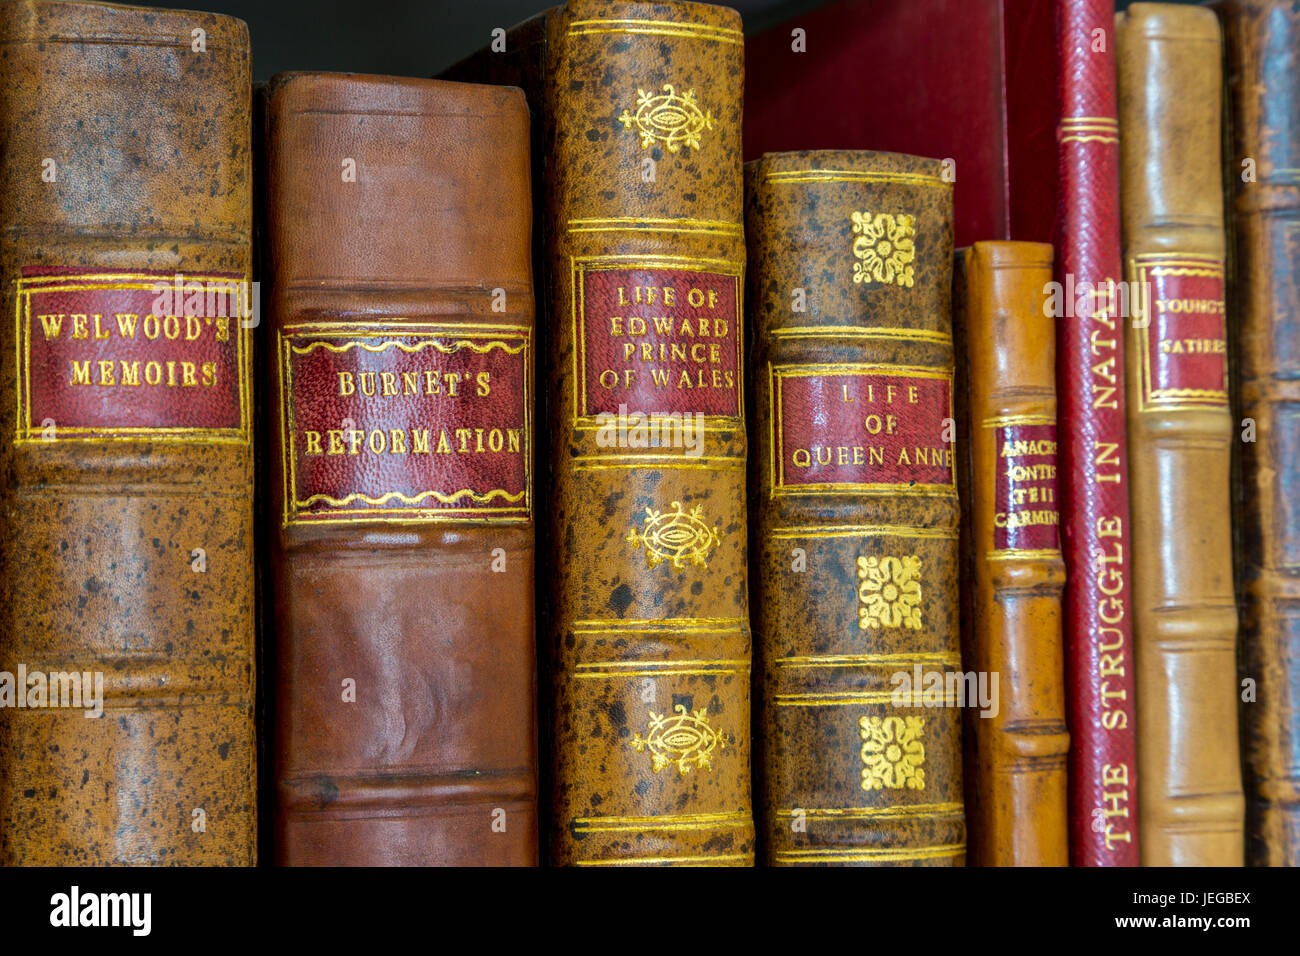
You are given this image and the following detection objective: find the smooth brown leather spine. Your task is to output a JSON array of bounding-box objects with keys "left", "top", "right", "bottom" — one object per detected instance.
[
  {"left": 954, "top": 241, "right": 1069, "bottom": 866},
  {"left": 1212, "top": 0, "right": 1300, "bottom": 868},
  {"left": 0, "top": 0, "right": 256, "bottom": 865},
  {"left": 1117, "top": 3, "right": 1246, "bottom": 866},
  {"left": 266, "top": 73, "right": 537, "bottom": 865},
  {"left": 748, "top": 150, "right": 964, "bottom": 866}
]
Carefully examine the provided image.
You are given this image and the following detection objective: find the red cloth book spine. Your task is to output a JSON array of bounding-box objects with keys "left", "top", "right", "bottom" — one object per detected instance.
[{"left": 1054, "top": 0, "right": 1140, "bottom": 866}]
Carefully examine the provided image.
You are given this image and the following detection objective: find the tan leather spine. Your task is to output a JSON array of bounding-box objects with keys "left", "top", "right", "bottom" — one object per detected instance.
[
  {"left": 542, "top": 1, "right": 752, "bottom": 866},
  {"left": 0, "top": 0, "right": 256, "bottom": 864},
  {"left": 954, "top": 241, "right": 1069, "bottom": 866},
  {"left": 1117, "top": 2, "right": 1245, "bottom": 866},
  {"left": 748, "top": 150, "right": 964, "bottom": 866}
]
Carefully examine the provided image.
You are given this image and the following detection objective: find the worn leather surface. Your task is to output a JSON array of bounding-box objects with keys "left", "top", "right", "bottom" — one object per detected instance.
[
  {"left": 954, "top": 242, "right": 1069, "bottom": 866},
  {"left": 748, "top": 150, "right": 964, "bottom": 866},
  {"left": 453, "top": 0, "right": 757, "bottom": 867},
  {"left": 0, "top": 0, "right": 256, "bottom": 864},
  {"left": 1117, "top": 3, "right": 1245, "bottom": 867},
  {"left": 1213, "top": 0, "right": 1300, "bottom": 868},
  {"left": 1055, "top": 0, "right": 1141, "bottom": 866},
  {"left": 265, "top": 73, "right": 537, "bottom": 865}
]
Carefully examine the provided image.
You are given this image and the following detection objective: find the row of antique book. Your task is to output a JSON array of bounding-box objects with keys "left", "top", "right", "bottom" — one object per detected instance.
[{"left": 0, "top": 0, "right": 1294, "bottom": 866}]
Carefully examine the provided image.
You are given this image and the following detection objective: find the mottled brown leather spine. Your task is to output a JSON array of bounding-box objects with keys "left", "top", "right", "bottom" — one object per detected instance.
[
  {"left": 748, "top": 150, "right": 964, "bottom": 866},
  {"left": 1213, "top": 0, "right": 1300, "bottom": 868},
  {"left": 0, "top": 0, "right": 256, "bottom": 864},
  {"left": 954, "top": 241, "right": 1069, "bottom": 866},
  {"left": 536, "top": 1, "right": 751, "bottom": 867}
]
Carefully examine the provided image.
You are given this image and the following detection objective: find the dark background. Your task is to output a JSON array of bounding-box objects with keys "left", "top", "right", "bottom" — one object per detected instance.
[{"left": 121, "top": 0, "right": 1202, "bottom": 82}]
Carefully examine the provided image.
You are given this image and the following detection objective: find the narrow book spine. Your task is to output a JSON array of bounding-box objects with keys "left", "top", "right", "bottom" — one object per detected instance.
[
  {"left": 748, "top": 150, "right": 964, "bottom": 866},
  {"left": 1054, "top": 0, "right": 1141, "bottom": 866},
  {"left": 955, "top": 241, "right": 1069, "bottom": 866},
  {"left": 543, "top": 0, "right": 753, "bottom": 866},
  {"left": 1213, "top": 0, "right": 1300, "bottom": 867},
  {"left": 1117, "top": 2, "right": 1245, "bottom": 866},
  {"left": 0, "top": 0, "right": 256, "bottom": 865}
]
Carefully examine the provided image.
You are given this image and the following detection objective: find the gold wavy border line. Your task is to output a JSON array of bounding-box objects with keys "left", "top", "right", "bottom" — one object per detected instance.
[
  {"left": 297, "top": 488, "right": 526, "bottom": 509},
  {"left": 291, "top": 339, "right": 524, "bottom": 356},
  {"left": 1147, "top": 267, "right": 1224, "bottom": 278}
]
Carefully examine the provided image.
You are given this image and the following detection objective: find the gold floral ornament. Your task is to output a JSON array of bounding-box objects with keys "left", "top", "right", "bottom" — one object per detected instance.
[
  {"left": 857, "top": 555, "right": 923, "bottom": 630},
  {"left": 859, "top": 715, "right": 926, "bottom": 791},
  {"left": 618, "top": 84, "right": 715, "bottom": 153},
  {"left": 630, "top": 705, "right": 728, "bottom": 775},
  {"left": 626, "top": 500, "right": 722, "bottom": 570},
  {"left": 851, "top": 212, "right": 916, "bottom": 287}
]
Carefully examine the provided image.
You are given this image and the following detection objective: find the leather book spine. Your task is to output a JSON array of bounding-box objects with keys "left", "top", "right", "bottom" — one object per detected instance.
[
  {"left": 748, "top": 150, "right": 965, "bottom": 866},
  {"left": 1212, "top": 0, "right": 1300, "bottom": 868},
  {"left": 0, "top": 0, "right": 256, "bottom": 865},
  {"left": 266, "top": 73, "right": 538, "bottom": 865},
  {"left": 1117, "top": 3, "right": 1245, "bottom": 866},
  {"left": 1054, "top": 0, "right": 1141, "bottom": 866},
  {"left": 954, "top": 241, "right": 1069, "bottom": 866},
  {"left": 535, "top": 0, "right": 752, "bottom": 867}
]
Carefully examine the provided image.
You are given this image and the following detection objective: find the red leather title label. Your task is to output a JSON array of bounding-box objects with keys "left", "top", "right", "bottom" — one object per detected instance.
[
  {"left": 14, "top": 268, "right": 249, "bottom": 441},
  {"left": 1132, "top": 255, "right": 1227, "bottom": 410},
  {"left": 279, "top": 321, "right": 530, "bottom": 525},
  {"left": 575, "top": 262, "right": 741, "bottom": 420},
  {"left": 991, "top": 421, "right": 1059, "bottom": 552},
  {"left": 772, "top": 365, "right": 954, "bottom": 492}
]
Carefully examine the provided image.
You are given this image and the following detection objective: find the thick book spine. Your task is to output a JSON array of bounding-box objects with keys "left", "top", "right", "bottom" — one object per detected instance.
[
  {"left": 1117, "top": 3, "right": 1245, "bottom": 866},
  {"left": 0, "top": 0, "right": 256, "bottom": 865},
  {"left": 1213, "top": 0, "right": 1300, "bottom": 868},
  {"left": 1054, "top": 0, "right": 1140, "bottom": 866},
  {"left": 266, "top": 73, "right": 537, "bottom": 865},
  {"left": 748, "top": 150, "right": 965, "bottom": 866},
  {"left": 537, "top": 0, "right": 752, "bottom": 866},
  {"left": 954, "top": 242, "right": 1069, "bottom": 866}
]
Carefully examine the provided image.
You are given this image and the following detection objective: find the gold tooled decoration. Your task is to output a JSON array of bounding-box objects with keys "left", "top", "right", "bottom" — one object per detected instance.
[
  {"left": 859, "top": 715, "right": 926, "bottom": 790},
  {"left": 626, "top": 500, "right": 722, "bottom": 570},
  {"left": 618, "top": 84, "right": 714, "bottom": 153},
  {"left": 629, "top": 705, "right": 728, "bottom": 775},
  {"left": 851, "top": 212, "right": 916, "bottom": 287},
  {"left": 857, "top": 555, "right": 923, "bottom": 630}
]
